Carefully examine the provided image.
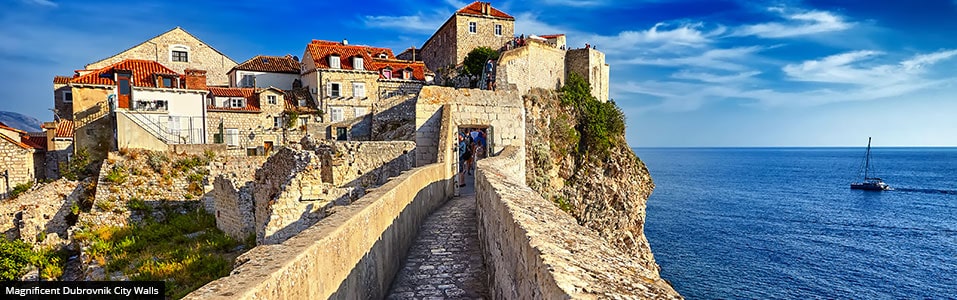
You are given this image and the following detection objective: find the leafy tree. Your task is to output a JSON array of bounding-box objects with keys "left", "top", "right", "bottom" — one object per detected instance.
[{"left": 463, "top": 47, "right": 500, "bottom": 76}]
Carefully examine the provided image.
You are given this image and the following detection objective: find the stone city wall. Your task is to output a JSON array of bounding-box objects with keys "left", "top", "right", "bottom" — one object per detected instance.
[
  {"left": 0, "top": 179, "right": 86, "bottom": 248},
  {"left": 474, "top": 146, "right": 682, "bottom": 299},
  {"left": 495, "top": 40, "right": 566, "bottom": 95},
  {"left": 414, "top": 86, "right": 525, "bottom": 167},
  {"left": 185, "top": 160, "right": 454, "bottom": 300},
  {"left": 565, "top": 48, "right": 609, "bottom": 102}
]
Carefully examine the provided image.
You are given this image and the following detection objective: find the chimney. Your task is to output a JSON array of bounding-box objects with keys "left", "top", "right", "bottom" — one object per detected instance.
[
  {"left": 342, "top": 39, "right": 349, "bottom": 45},
  {"left": 42, "top": 122, "right": 56, "bottom": 149},
  {"left": 483, "top": 2, "right": 490, "bottom": 15},
  {"left": 184, "top": 69, "right": 207, "bottom": 90}
]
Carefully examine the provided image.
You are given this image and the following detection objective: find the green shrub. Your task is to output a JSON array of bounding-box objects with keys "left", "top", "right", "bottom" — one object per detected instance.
[
  {"left": 173, "top": 156, "right": 208, "bottom": 173},
  {"left": 146, "top": 151, "right": 169, "bottom": 173},
  {"left": 553, "top": 195, "right": 574, "bottom": 213},
  {"left": 8, "top": 182, "right": 33, "bottom": 199},
  {"left": 463, "top": 46, "right": 500, "bottom": 76},
  {"left": 127, "top": 198, "right": 151, "bottom": 213},
  {"left": 203, "top": 150, "right": 216, "bottom": 161},
  {"left": 560, "top": 72, "right": 626, "bottom": 155},
  {"left": 0, "top": 239, "right": 32, "bottom": 280},
  {"left": 61, "top": 147, "right": 97, "bottom": 180},
  {"left": 104, "top": 164, "right": 128, "bottom": 184}
]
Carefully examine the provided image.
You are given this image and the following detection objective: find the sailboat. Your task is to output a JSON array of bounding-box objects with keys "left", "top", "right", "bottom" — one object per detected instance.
[{"left": 850, "top": 137, "right": 890, "bottom": 191}]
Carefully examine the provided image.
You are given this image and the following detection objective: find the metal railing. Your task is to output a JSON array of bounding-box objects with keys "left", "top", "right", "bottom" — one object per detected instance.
[{"left": 117, "top": 110, "right": 205, "bottom": 144}]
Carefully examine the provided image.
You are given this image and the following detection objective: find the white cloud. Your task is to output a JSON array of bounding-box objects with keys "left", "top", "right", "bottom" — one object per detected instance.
[
  {"left": 21, "top": 0, "right": 57, "bottom": 7},
  {"left": 783, "top": 49, "right": 957, "bottom": 85},
  {"left": 584, "top": 22, "right": 722, "bottom": 54},
  {"left": 671, "top": 70, "right": 762, "bottom": 83},
  {"left": 362, "top": 15, "right": 446, "bottom": 34},
  {"left": 733, "top": 7, "right": 852, "bottom": 38},
  {"left": 619, "top": 46, "right": 764, "bottom": 71}
]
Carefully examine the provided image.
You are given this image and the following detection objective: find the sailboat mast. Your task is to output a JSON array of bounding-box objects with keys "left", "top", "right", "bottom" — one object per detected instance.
[{"left": 864, "top": 137, "right": 871, "bottom": 180}]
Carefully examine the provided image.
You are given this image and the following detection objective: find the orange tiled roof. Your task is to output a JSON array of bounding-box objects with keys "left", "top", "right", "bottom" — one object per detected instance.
[
  {"left": 207, "top": 87, "right": 260, "bottom": 112},
  {"left": 22, "top": 134, "right": 46, "bottom": 151},
  {"left": 539, "top": 34, "right": 565, "bottom": 39},
  {"left": 283, "top": 88, "right": 319, "bottom": 113},
  {"left": 306, "top": 40, "right": 396, "bottom": 71},
  {"left": 0, "top": 123, "right": 27, "bottom": 134},
  {"left": 369, "top": 59, "right": 431, "bottom": 81},
  {"left": 0, "top": 134, "right": 32, "bottom": 150},
  {"left": 70, "top": 59, "right": 181, "bottom": 88},
  {"left": 54, "top": 76, "right": 72, "bottom": 84},
  {"left": 457, "top": 1, "right": 514, "bottom": 20},
  {"left": 233, "top": 55, "right": 300, "bottom": 74},
  {"left": 55, "top": 120, "right": 74, "bottom": 138}
]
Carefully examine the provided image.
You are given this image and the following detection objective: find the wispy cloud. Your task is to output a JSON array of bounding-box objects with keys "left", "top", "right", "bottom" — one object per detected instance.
[
  {"left": 783, "top": 49, "right": 957, "bottom": 85},
  {"left": 619, "top": 46, "right": 764, "bottom": 71},
  {"left": 20, "top": 0, "right": 57, "bottom": 7},
  {"left": 671, "top": 70, "right": 762, "bottom": 83},
  {"left": 585, "top": 22, "right": 723, "bottom": 54},
  {"left": 362, "top": 15, "right": 447, "bottom": 34},
  {"left": 732, "top": 7, "right": 853, "bottom": 38}
]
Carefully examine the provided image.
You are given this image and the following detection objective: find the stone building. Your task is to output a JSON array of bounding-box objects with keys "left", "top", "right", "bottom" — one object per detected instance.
[
  {"left": 67, "top": 59, "right": 209, "bottom": 158},
  {"left": 40, "top": 120, "right": 74, "bottom": 179},
  {"left": 419, "top": 1, "right": 515, "bottom": 75},
  {"left": 565, "top": 48, "right": 609, "bottom": 102},
  {"left": 53, "top": 76, "right": 73, "bottom": 121},
  {"left": 300, "top": 40, "right": 430, "bottom": 139},
  {"left": 228, "top": 55, "right": 302, "bottom": 90},
  {"left": 0, "top": 123, "right": 38, "bottom": 198},
  {"left": 206, "top": 87, "right": 289, "bottom": 156},
  {"left": 84, "top": 27, "right": 237, "bottom": 86}
]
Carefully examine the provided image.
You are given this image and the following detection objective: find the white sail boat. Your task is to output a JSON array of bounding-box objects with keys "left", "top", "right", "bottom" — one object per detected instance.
[{"left": 850, "top": 137, "right": 890, "bottom": 191}]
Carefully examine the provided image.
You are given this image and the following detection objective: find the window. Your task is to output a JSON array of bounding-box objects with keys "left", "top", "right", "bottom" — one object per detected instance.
[
  {"left": 273, "top": 117, "right": 282, "bottom": 128},
  {"left": 62, "top": 91, "right": 72, "bottom": 103},
  {"left": 352, "top": 82, "right": 365, "bottom": 98},
  {"left": 172, "top": 51, "right": 188, "bottom": 62},
  {"left": 240, "top": 74, "right": 255, "bottom": 87},
  {"left": 353, "top": 57, "right": 363, "bottom": 70},
  {"left": 495, "top": 24, "right": 502, "bottom": 36},
  {"left": 329, "top": 82, "right": 341, "bottom": 97},
  {"left": 229, "top": 98, "right": 245, "bottom": 108},
  {"left": 469, "top": 22, "right": 477, "bottom": 33},
  {"left": 330, "top": 107, "right": 344, "bottom": 122},
  {"left": 382, "top": 69, "right": 392, "bottom": 79},
  {"left": 267, "top": 95, "right": 277, "bottom": 104},
  {"left": 329, "top": 55, "right": 340, "bottom": 69},
  {"left": 225, "top": 128, "right": 239, "bottom": 146},
  {"left": 161, "top": 77, "right": 173, "bottom": 88},
  {"left": 355, "top": 107, "right": 368, "bottom": 117}
]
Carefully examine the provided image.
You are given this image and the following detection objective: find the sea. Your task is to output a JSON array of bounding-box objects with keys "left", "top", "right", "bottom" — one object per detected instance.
[{"left": 634, "top": 147, "right": 957, "bottom": 300}]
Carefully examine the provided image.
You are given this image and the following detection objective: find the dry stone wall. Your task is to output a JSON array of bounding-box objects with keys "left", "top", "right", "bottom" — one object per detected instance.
[
  {"left": 209, "top": 157, "right": 267, "bottom": 241},
  {"left": 0, "top": 179, "right": 87, "bottom": 248},
  {"left": 475, "top": 146, "right": 682, "bottom": 299},
  {"left": 0, "top": 140, "right": 36, "bottom": 198}
]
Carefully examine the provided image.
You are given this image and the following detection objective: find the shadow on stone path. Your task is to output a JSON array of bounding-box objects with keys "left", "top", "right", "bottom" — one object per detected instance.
[{"left": 387, "top": 173, "right": 488, "bottom": 299}]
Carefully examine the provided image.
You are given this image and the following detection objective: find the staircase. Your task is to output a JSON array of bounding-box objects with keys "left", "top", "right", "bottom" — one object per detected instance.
[{"left": 115, "top": 110, "right": 176, "bottom": 144}]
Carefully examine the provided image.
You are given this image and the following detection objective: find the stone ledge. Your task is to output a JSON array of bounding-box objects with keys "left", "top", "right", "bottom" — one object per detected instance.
[{"left": 475, "top": 146, "right": 682, "bottom": 299}]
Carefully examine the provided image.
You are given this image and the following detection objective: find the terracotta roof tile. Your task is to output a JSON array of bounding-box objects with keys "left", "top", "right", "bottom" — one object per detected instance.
[
  {"left": 369, "top": 59, "right": 431, "bottom": 81},
  {"left": 306, "top": 40, "right": 395, "bottom": 71},
  {"left": 233, "top": 55, "right": 300, "bottom": 74},
  {"left": 55, "top": 120, "right": 74, "bottom": 138},
  {"left": 70, "top": 59, "right": 182, "bottom": 88},
  {"left": 539, "top": 34, "right": 565, "bottom": 39},
  {"left": 457, "top": 1, "right": 514, "bottom": 20},
  {"left": 54, "top": 76, "right": 72, "bottom": 84},
  {"left": 0, "top": 123, "right": 27, "bottom": 134},
  {"left": 22, "top": 134, "right": 46, "bottom": 151},
  {"left": 206, "top": 87, "right": 260, "bottom": 112},
  {"left": 0, "top": 134, "right": 32, "bottom": 150},
  {"left": 283, "top": 88, "right": 319, "bottom": 113}
]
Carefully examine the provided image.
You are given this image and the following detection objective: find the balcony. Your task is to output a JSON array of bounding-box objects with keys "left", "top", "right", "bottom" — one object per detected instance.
[{"left": 132, "top": 100, "right": 169, "bottom": 112}]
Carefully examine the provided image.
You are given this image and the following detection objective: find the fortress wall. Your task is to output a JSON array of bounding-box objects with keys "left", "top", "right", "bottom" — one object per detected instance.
[
  {"left": 414, "top": 86, "right": 525, "bottom": 169},
  {"left": 184, "top": 160, "right": 454, "bottom": 300},
  {"left": 475, "top": 145, "right": 682, "bottom": 299},
  {"left": 495, "top": 41, "right": 566, "bottom": 95}
]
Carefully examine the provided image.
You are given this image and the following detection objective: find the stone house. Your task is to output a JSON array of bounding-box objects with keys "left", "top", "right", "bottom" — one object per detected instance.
[
  {"left": 206, "top": 87, "right": 287, "bottom": 156},
  {"left": 66, "top": 59, "right": 209, "bottom": 158},
  {"left": 419, "top": 1, "right": 515, "bottom": 75},
  {"left": 300, "top": 40, "right": 430, "bottom": 139},
  {"left": 0, "top": 123, "right": 38, "bottom": 198},
  {"left": 84, "top": 27, "right": 237, "bottom": 86},
  {"left": 228, "top": 55, "right": 302, "bottom": 90},
  {"left": 53, "top": 76, "right": 73, "bottom": 121},
  {"left": 283, "top": 87, "right": 322, "bottom": 143},
  {"left": 40, "top": 120, "right": 74, "bottom": 179}
]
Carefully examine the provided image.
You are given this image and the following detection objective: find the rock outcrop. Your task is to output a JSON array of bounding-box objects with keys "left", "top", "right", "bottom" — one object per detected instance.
[{"left": 523, "top": 88, "right": 662, "bottom": 274}]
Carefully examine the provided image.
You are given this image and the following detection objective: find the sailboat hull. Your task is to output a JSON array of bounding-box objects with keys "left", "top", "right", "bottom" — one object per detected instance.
[{"left": 850, "top": 182, "right": 889, "bottom": 191}]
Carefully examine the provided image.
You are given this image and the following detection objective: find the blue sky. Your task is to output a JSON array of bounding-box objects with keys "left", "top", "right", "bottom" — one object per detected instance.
[{"left": 2, "top": 0, "right": 955, "bottom": 146}]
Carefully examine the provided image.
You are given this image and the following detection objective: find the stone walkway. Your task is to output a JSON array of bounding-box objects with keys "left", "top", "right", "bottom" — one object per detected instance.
[{"left": 387, "top": 173, "right": 488, "bottom": 299}]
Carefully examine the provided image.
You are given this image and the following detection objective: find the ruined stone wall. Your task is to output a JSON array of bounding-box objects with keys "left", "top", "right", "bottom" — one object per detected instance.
[
  {"left": 210, "top": 157, "right": 266, "bottom": 241},
  {"left": 0, "top": 141, "right": 35, "bottom": 198},
  {"left": 184, "top": 161, "right": 454, "bottom": 300},
  {"left": 372, "top": 94, "right": 417, "bottom": 141},
  {"left": 414, "top": 86, "right": 525, "bottom": 166},
  {"left": 323, "top": 141, "right": 415, "bottom": 186},
  {"left": 0, "top": 179, "right": 86, "bottom": 247},
  {"left": 85, "top": 28, "right": 237, "bottom": 86},
  {"left": 495, "top": 41, "right": 566, "bottom": 95},
  {"left": 474, "top": 146, "right": 681, "bottom": 299},
  {"left": 565, "top": 48, "right": 609, "bottom": 102},
  {"left": 44, "top": 141, "right": 73, "bottom": 179}
]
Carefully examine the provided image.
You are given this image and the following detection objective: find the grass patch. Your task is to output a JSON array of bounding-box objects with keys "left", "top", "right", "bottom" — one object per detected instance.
[
  {"left": 104, "top": 164, "right": 128, "bottom": 184},
  {"left": 74, "top": 210, "right": 239, "bottom": 299},
  {"left": 7, "top": 182, "right": 33, "bottom": 199}
]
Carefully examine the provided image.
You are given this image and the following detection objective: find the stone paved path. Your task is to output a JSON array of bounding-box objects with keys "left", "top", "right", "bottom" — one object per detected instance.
[{"left": 387, "top": 173, "right": 488, "bottom": 299}]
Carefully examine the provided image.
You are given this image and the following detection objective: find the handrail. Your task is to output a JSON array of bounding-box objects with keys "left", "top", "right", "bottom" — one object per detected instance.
[{"left": 116, "top": 110, "right": 174, "bottom": 143}]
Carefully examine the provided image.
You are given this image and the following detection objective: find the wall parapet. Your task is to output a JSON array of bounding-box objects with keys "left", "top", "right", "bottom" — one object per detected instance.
[
  {"left": 475, "top": 145, "right": 681, "bottom": 299},
  {"left": 185, "top": 160, "right": 454, "bottom": 300}
]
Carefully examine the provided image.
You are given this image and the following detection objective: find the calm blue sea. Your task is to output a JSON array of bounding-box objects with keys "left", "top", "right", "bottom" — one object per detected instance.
[{"left": 635, "top": 147, "right": 957, "bottom": 299}]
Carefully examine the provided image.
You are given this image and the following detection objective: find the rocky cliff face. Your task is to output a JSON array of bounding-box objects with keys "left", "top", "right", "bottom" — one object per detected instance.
[{"left": 523, "top": 88, "right": 661, "bottom": 274}]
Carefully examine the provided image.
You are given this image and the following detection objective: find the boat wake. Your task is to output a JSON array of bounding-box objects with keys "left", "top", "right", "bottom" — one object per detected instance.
[{"left": 891, "top": 188, "right": 957, "bottom": 195}]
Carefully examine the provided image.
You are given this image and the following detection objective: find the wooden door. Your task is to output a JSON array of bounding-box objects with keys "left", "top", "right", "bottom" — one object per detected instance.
[{"left": 116, "top": 73, "right": 132, "bottom": 109}]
